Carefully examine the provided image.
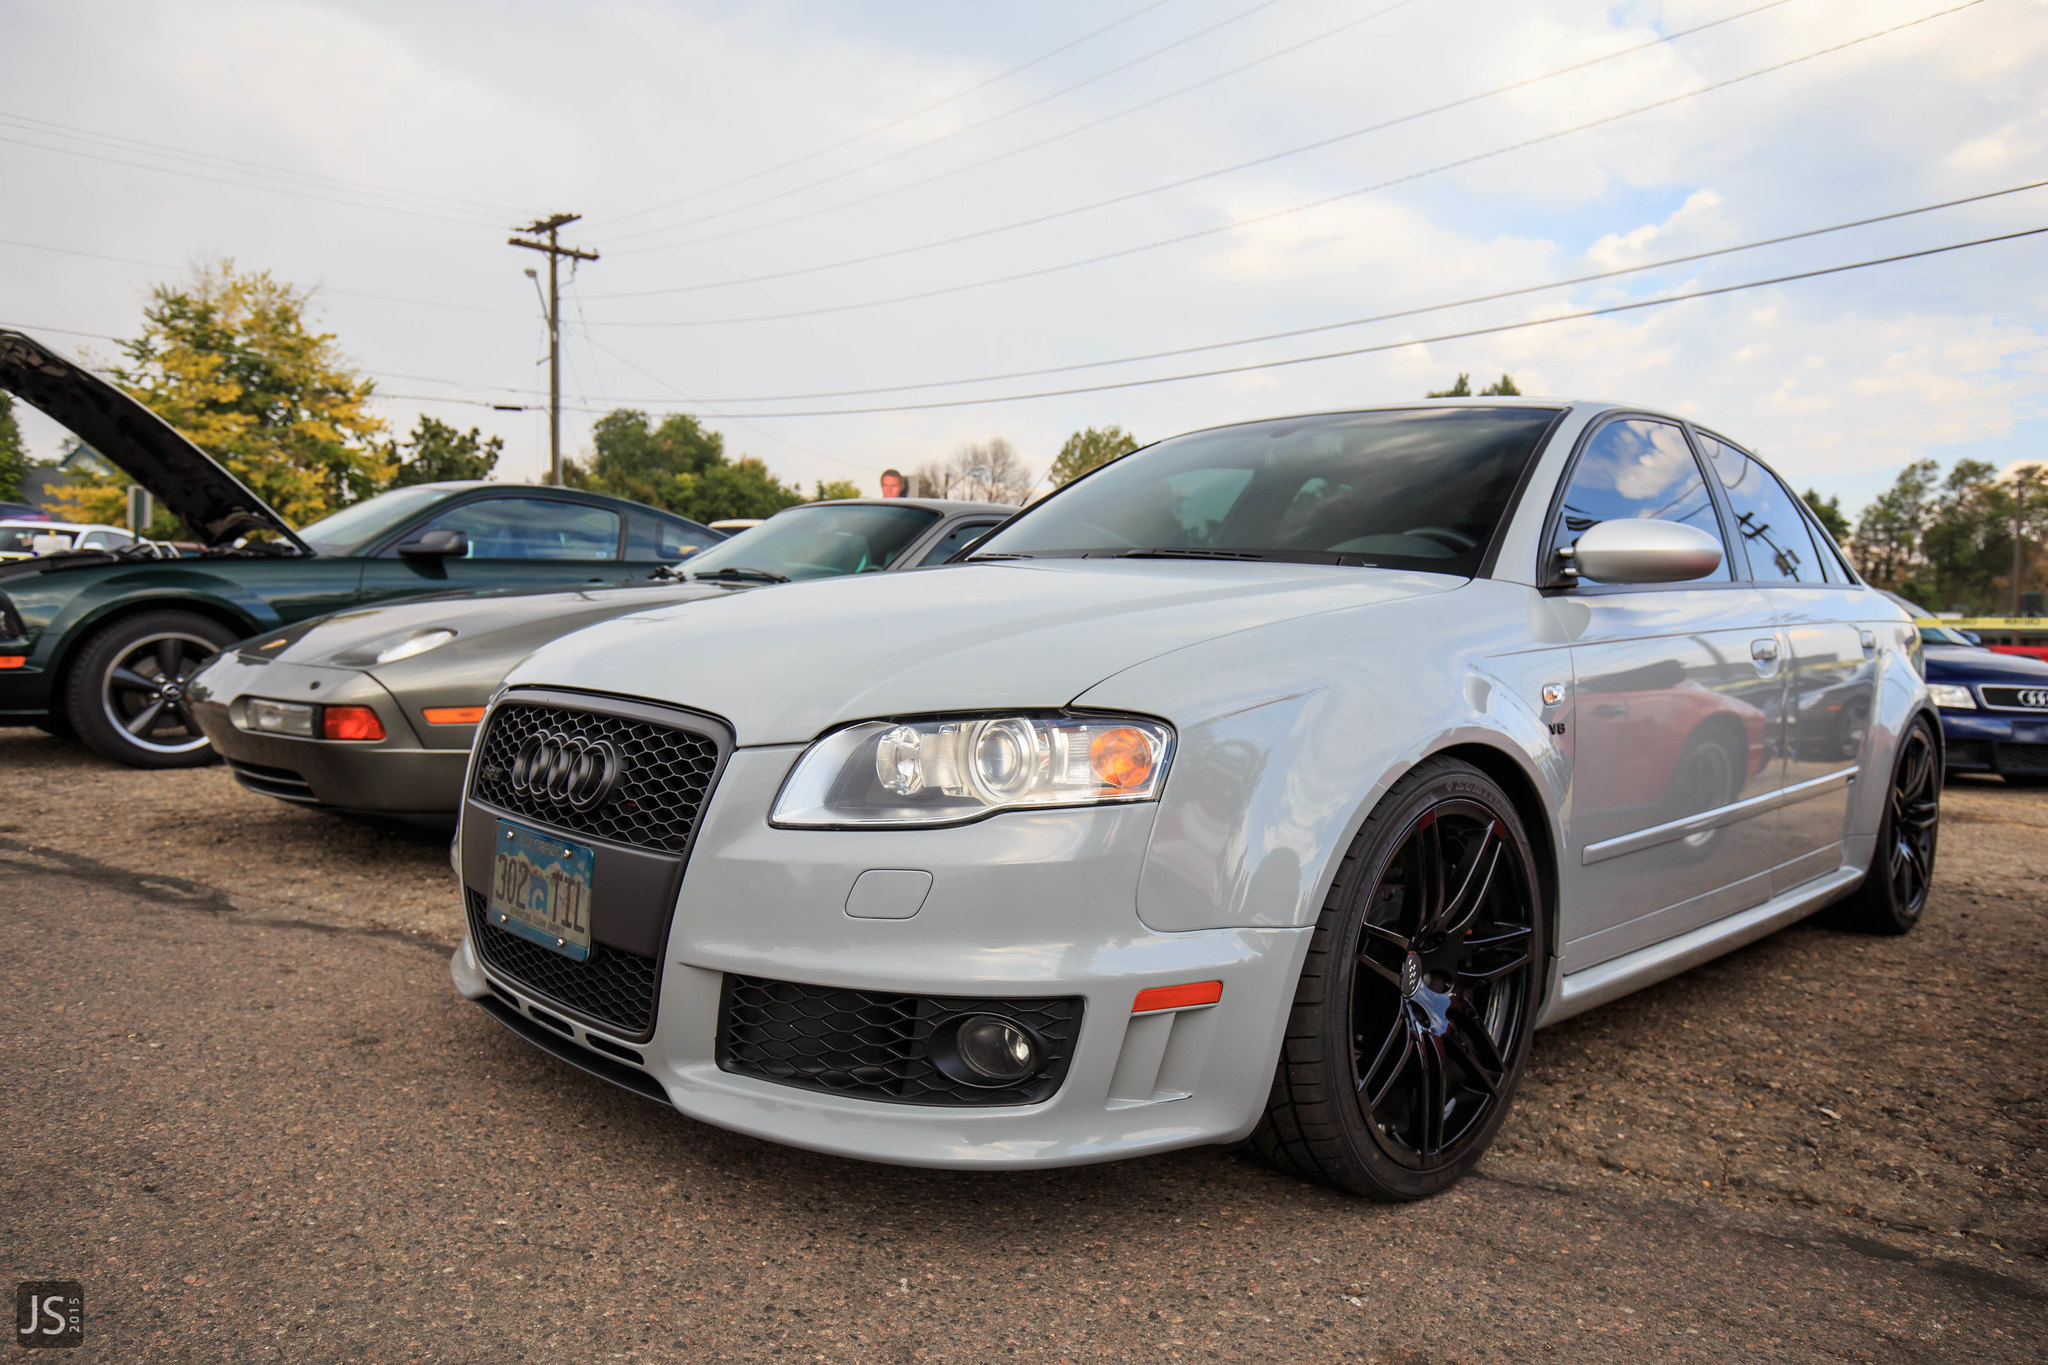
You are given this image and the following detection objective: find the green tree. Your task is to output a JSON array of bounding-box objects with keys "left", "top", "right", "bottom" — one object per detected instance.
[
  {"left": 1852, "top": 458, "right": 1939, "bottom": 592},
  {"left": 389, "top": 416, "right": 502, "bottom": 487},
  {"left": 1427, "top": 373, "right": 1519, "bottom": 397},
  {"left": 1801, "top": 489, "right": 1851, "bottom": 545},
  {"left": 811, "top": 479, "right": 862, "bottom": 501},
  {"left": 1049, "top": 425, "right": 1139, "bottom": 487},
  {"left": 88, "top": 260, "right": 389, "bottom": 528},
  {"left": 570, "top": 409, "right": 804, "bottom": 523},
  {"left": 0, "top": 391, "right": 28, "bottom": 503},
  {"left": 1920, "top": 460, "right": 2015, "bottom": 613}
]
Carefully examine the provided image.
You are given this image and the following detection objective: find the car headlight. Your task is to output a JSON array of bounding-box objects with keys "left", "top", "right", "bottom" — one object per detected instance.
[
  {"left": 770, "top": 714, "right": 1175, "bottom": 828},
  {"left": 1926, "top": 683, "right": 1975, "bottom": 709},
  {"left": 374, "top": 628, "right": 456, "bottom": 665}
]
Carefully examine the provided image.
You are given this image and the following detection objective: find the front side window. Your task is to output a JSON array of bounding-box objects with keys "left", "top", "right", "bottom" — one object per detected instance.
[
  {"left": 974, "top": 407, "right": 1562, "bottom": 575},
  {"left": 1697, "top": 435, "right": 1823, "bottom": 585},
  {"left": 919, "top": 518, "right": 1004, "bottom": 566},
  {"left": 298, "top": 484, "right": 457, "bottom": 556},
  {"left": 627, "top": 513, "right": 720, "bottom": 561},
  {"left": 1552, "top": 419, "right": 1730, "bottom": 584},
  {"left": 682, "top": 503, "right": 939, "bottom": 580},
  {"left": 419, "top": 498, "right": 621, "bottom": 561}
]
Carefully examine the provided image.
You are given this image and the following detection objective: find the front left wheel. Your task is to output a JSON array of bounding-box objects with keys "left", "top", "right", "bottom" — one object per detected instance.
[
  {"left": 1246, "top": 757, "right": 1545, "bottom": 1201},
  {"left": 65, "top": 610, "right": 238, "bottom": 768}
]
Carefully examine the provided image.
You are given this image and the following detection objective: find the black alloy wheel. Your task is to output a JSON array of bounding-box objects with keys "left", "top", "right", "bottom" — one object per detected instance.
[
  {"left": 66, "top": 610, "right": 238, "bottom": 768},
  {"left": 1827, "top": 716, "right": 1940, "bottom": 935},
  {"left": 1248, "top": 757, "right": 1545, "bottom": 1200}
]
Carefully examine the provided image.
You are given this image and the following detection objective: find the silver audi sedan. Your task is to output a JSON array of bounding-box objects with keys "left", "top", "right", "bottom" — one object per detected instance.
[{"left": 448, "top": 399, "right": 1938, "bottom": 1201}]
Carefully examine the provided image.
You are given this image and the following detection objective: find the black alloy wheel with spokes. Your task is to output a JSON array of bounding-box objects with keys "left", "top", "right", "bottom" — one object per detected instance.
[
  {"left": 1828, "top": 715, "right": 1940, "bottom": 935},
  {"left": 1248, "top": 756, "right": 1545, "bottom": 1201},
  {"left": 65, "top": 609, "right": 239, "bottom": 768}
]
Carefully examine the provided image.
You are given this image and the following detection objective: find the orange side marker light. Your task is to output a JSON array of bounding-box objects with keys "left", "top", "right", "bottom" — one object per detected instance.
[
  {"left": 0, "top": 656, "right": 24, "bottom": 669},
  {"left": 422, "top": 706, "right": 486, "bottom": 725},
  {"left": 1132, "top": 980, "right": 1223, "bottom": 1014}
]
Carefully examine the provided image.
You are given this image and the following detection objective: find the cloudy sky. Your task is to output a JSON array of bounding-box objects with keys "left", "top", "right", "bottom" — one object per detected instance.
[{"left": 3, "top": 0, "right": 2044, "bottom": 516}]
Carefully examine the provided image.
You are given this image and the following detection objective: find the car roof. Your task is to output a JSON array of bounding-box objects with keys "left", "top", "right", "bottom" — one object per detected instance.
[
  {"left": 400, "top": 482, "right": 717, "bottom": 529},
  {"left": 0, "top": 519, "right": 130, "bottom": 534},
  {"left": 803, "top": 497, "right": 1017, "bottom": 516}
]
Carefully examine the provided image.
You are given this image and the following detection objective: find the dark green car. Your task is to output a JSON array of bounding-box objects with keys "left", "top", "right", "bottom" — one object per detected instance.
[{"left": 0, "top": 330, "right": 719, "bottom": 767}]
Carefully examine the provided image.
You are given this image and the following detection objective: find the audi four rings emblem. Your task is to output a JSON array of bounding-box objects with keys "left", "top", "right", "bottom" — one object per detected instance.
[
  {"left": 511, "top": 733, "right": 624, "bottom": 809},
  {"left": 2020, "top": 688, "right": 2048, "bottom": 709}
]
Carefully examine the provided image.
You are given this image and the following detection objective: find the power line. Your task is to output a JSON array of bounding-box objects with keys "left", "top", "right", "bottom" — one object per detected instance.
[
  {"left": 582, "top": 0, "right": 1992, "bottom": 326},
  {"left": 596, "top": 0, "right": 1307, "bottom": 246},
  {"left": 594, "top": 0, "right": 1788, "bottom": 285},
  {"left": 586, "top": 0, "right": 1184, "bottom": 229},
  {"left": 0, "top": 110, "right": 521, "bottom": 218},
  {"left": 595, "top": 225, "right": 2047, "bottom": 417},
  {"left": 583, "top": 179, "right": 2048, "bottom": 402}
]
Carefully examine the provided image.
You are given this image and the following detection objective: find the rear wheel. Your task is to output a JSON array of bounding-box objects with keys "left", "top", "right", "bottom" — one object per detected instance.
[
  {"left": 1246, "top": 757, "right": 1545, "bottom": 1200},
  {"left": 1828, "top": 717, "right": 1940, "bottom": 935},
  {"left": 65, "top": 610, "right": 238, "bottom": 768}
]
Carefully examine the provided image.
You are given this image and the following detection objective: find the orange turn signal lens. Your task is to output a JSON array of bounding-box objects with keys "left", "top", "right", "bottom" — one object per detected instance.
[
  {"left": 1090, "top": 726, "right": 1156, "bottom": 790},
  {"left": 0, "top": 656, "right": 24, "bottom": 669},
  {"left": 321, "top": 705, "right": 386, "bottom": 741},
  {"left": 421, "top": 706, "right": 486, "bottom": 725},
  {"left": 1132, "top": 980, "right": 1223, "bottom": 1014}
]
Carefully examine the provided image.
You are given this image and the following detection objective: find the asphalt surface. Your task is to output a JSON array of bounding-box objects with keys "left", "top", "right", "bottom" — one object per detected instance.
[{"left": 2, "top": 733, "right": 2045, "bottom": 1361}]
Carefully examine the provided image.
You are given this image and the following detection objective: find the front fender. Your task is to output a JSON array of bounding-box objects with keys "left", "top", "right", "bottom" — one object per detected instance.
[{"left": 1075, "top": 581, "right": 1567, "bottom": 934}]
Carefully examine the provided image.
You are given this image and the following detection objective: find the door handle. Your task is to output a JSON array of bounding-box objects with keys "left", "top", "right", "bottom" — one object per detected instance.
[
  {"left": 1859, "top": 629, "right": 1878, "bottom": 656},
  {"left": 1751, "top": 639, "right": 1779, "bottom": 661}
]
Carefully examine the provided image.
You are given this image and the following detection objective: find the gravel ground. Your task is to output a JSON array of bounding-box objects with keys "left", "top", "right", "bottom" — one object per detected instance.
[{"left": 2, "top": 726, "right": 2043, "bottom": 1360}]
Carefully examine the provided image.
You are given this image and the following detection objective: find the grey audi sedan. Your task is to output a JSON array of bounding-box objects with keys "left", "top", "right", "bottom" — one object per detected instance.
[
  {"left": 450, "top": 400, "right": 1941, "bottom": 1201},
  {"left": 188, "top": 498, "right": 1013, "bottom": 822}
]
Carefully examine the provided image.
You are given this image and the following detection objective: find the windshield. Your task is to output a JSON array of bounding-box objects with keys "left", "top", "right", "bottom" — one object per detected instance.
[
  {"left": 1920, "top": 626, "right": 1976, "bottom": 647},
  {"left": 298, "top": 485, "right": 458, "bottom": 556},
  {"left": 973, "top": 407, "right": 1561, "bottom": 575},
  {"left": 683, "top": 503, "right": 939, "bottom": 581}
]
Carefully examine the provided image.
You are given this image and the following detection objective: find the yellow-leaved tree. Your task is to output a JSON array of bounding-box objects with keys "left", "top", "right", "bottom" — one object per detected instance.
[{"left": 53, "top": 261, "right": 389, "bottom": 533}]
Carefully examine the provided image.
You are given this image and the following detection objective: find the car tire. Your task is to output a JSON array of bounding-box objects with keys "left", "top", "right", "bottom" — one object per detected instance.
[
  {"left": 1245, "top": 756, "right": 1546, "bottom": 1201},
  {"left": 65, "top": 610, "right": 239, "bottom": 769},
  {"left": 1826, "top": 716, "right": 1940, "bottom": 935}
]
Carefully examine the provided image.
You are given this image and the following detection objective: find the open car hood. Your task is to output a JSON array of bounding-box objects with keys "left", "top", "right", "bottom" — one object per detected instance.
[{"left": 0, "top": 329, "right": 308, "bottom": 552}]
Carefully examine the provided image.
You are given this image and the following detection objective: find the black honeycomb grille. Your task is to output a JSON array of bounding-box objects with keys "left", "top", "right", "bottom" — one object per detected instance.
[
  {"left": 471, "top": 701, "right": 720, "bottom": 852},
  {"left": 467, "top": 891, "right": 660, "bottom": 1040},
  {"left": 716, "top": 975, "right": 1081, "bottom": 1107},
  {"left": 1999, "top": 742, "right": 2048, "bottom": 773}
]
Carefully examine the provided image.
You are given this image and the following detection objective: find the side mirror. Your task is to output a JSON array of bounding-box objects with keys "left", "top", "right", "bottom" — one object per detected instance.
[
  {"left": 1961, "top": 630, "right": 1982, "bottom": 647},
  {"left": 1565, "top": 519, "right": 1723, "bottom": 585},
  {"left": 394, "top": 528, "right": 469, "bottom": 559}
]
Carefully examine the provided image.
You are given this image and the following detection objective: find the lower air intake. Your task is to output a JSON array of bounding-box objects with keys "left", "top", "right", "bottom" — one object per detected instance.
[
  {"left": 466, "top": 890, "right": 660, "bottom": 1041},
  {"left": 716, "top": 974, "right": 1081, "bottom": 1107}
]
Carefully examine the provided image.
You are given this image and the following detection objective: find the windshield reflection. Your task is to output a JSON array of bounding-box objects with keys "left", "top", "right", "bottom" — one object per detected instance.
[{"left": 679, "top": 503, "right": 939, "bottom": 582}]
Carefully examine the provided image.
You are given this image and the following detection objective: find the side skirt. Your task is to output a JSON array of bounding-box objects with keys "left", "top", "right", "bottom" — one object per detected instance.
[{"left": 1536, "top": 865, "right": 1862, "bottom": 1027}]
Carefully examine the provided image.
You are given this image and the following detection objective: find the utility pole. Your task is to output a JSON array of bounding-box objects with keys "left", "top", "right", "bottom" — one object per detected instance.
[{"left": 509, "top": 213, "right": 599, "bottom": 486}]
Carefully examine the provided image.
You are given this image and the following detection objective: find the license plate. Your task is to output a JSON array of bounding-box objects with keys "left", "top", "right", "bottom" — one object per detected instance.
[{"left": 488, "top": 821, "right": 594, "bottom": 961}]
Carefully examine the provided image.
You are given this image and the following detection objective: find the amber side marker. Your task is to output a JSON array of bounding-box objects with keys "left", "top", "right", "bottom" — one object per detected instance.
[
  {"left": 0, "top": 656, "right": 24, "bottom": 669},
  {"left": 422, "top": 706, "right": 487, "bottom": 725},
  {"left": 1132, "top": 981, "right": 1223, "bottom": 1013}
]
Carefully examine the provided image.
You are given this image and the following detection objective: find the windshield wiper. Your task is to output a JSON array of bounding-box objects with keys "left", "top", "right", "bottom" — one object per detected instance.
[
  {"left": 964, "top": 551, "right": 1036, "bottom": 561},
  {"left": 1107, "top": 547, "right": 1277, "bottom": 562},
  {"left": 688, "top": 566, "right": 790, "bottom": 584}
]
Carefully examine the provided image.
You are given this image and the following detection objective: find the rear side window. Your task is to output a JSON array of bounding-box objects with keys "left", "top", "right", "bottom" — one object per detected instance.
[
  {"left": 1697, "top": 435, "right": 1824, "bottom": 584},
  {"left": 1551, "top": 418, "right": 1730, "bottom": 584},
  {"left": 627, "top": 514, "right": 720, "bottom": 562},
  {"left": 421, "top": 498, "right": 621, "bottom": 561}
]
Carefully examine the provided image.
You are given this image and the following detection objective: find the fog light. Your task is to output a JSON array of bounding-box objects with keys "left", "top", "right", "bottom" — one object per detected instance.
[
  {"left": 245, "top": 698, "right": 315, "bottom": 737},
  {"left": 952, "top": 1014, "right": 1039, "bottom": 1085}
]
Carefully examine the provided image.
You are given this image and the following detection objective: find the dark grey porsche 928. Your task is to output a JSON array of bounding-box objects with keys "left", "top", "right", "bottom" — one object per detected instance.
[{"left": 187, "top": 497, "right": 1013, "bottom": 822}]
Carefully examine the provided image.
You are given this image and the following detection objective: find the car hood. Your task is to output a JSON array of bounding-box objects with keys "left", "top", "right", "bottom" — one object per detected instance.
[
  {"left": 0, "top": 329, "right": 306, "bottom": 551},
  {"left": 506, "top": 558, "right": 1463, "bottom": 744},
  {"left": 247, "top": 577, "right": 735, "bottom": 679},
  {"left": 1924, "top": 644, "right": 2048, "bottom": 683}
]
